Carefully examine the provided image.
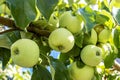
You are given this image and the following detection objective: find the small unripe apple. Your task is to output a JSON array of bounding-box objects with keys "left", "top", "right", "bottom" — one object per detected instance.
[
  {"left": 84, "top": 29, "right": 97, "bottom": 45},
  {"left": 11, "top": 39, "right": 39, "bottom": 67},
  {"left": 48, "top": 28, "right": 74, "bottom": 53},
  {"left": 81, "top": 45, "right": 103, "bottom": 66},
  {"left": 48, "top": 13, "right": 59, "bottom": 31},
  {"left": 68, "top": 62, "right": 94, "bottom": 80},
  {"left": 94, "top": 25, "right": 104, "bottom": 34},
  {"left": 94, "top": 25, "right": 111, "bottom": 43},
  {"left": 59, "top": 11, "right": 83, "bottom": 34},
  {"left": 98, "top": 28, "right": 111, "bottom": 43}
]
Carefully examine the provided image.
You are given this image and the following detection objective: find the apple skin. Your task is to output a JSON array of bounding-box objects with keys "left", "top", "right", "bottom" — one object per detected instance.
[
  {"left": 48, "top": 28, "right": 75, "bottom": 53},
  {"left": 68, "top": 62, "right": 94, "bottom": 80},
  {"left": 11, "top": 39, "right": 39, "bottom": 67},
  {"left": 59, "top": 11, "right": 83, "bottom": 34},
  {"left": 98, "top": 28, "right": 111, "bottom": 43},
  {"left": 81, "top": 45, "right": 103, "bottom": 66},
  {"left": 48, "top": 13, "right": 59, "bottom": 31},
  {"left": 84, "top": 29, "right": 97, "bottom": 45}
]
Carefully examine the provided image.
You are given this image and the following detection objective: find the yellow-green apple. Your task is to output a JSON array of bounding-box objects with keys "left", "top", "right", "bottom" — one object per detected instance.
[
  {"left": 98, "top": 28, "right": 111, "bottom": 43},
  {"left": 48, "top": 13, "right": 59, "bottom": 31},
  {"left": 94, "top": 25, "right": 111, "bottom": 43},
  {"left": 81, "top": 45, "right": 103, "bottom": 66},
  {"left": 59, "top": 11, "right": 83, "bottom": 34},
  {"left": 11, "top": 39, "right": 39, "bottom": 67},
  {"left": 68, "top": 62, "right": 94, "bottom": 80},
  {"left": 48, "top": 28, "right": 74, "bottom": 53},
  {"left": 84, "top": 29, "right": 97, "bottom": 45}
]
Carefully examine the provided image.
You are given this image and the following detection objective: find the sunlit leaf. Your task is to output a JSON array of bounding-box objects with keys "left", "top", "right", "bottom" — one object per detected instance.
[
  {"left": 104, "top": 53, "right": 117, "bottom": 68},
  {"left": 79, "top": 6, "right": 96, "bottom": 32}
]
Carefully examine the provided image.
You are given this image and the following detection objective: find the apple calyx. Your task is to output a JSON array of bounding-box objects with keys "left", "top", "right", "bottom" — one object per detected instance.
[
  {"left": 13, "top": 48, "right": 19, "bottom": 55},
  {"left": 96, "top": 51, "right": 101, "bottom": 56},
  {"left": 80, "top": 45, "right": 103, "bottom": 66},
  {"left": 57, "top": 45, "right": 65, "bottom": 51}
]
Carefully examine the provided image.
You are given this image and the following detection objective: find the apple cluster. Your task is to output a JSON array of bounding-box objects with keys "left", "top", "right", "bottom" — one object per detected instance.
[
  {"left": 48, "top": 11, "right": 116, "bottom": 80},
  {"left": 10, "top": 10, "right": 117, "bottom": 80}
]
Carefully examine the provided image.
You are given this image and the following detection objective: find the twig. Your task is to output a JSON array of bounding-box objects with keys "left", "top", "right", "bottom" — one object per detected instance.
[
  {"left": 0, "top": 16, "right": 50, "bottom": 37},
  {"left": 0, "top": 28, "right": 20, "bottom": 34}
]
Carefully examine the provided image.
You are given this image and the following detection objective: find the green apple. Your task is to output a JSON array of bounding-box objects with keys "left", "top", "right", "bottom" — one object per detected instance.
[
  {"left": 94, "top": 25, "right": 104, "bottom": 35},
  {"left": 48, "top": 13, "right": 59, "bottom": 31},
  {"left": 84, "top": 29, "right": 97, "bottom": 45},
  {"left": 81, "top": 45, "right": 103, "bottom": 66},
  {"left": 59, "top": 11, "right": 83, "bottom": 34},
  {"left": 98, "top": 28, "right": 111, "bottom": 43},
  {"left": 94, "top": 25, "right": 111, "bottom": 43},
  {"left": 68, "top": 62, "right": 94, "bottom": 80},
  {"left": 48, "top": 28, "right": 75, "bottom": 53},
  {"left": 11, "top": 39, "right": 39, "bottom": 67}
]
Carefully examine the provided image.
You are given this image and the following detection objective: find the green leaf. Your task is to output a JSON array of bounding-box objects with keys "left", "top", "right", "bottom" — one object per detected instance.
[
  {"left": 59, "top": 53, "right": 70, "bottom": 66},
  {"left": 6, "top": 0, "right": 38, "bottom": 29},
  {"left": 99, "top": 0, "right": 110, "bottom": 12},
  {"left": 49, "top": 57, "right": 70, "bottom": 80},
  {"left": 112, "top": 26, "right": 120, "bottom": 58},
  {"left": 112, "top": 27, "right": 120, "bottom": 49},
  {"left": 74, "top": 32, "right": 84, "bottom": 48},
  {"left": 37, "top": 0, "right": 59, "bottom": 20},
  {"left": 93, "top": 69, "right": 103, "bottom": 80},
  {"left": 6, "top": 31, "right": 21, "bottom": 43},
  {"left": 104, "top": 53, "right": 117, "bottom": 68},
  {"left": 95, "top": 14, "right": 109, "bottom": 24},
  {"left": 31, "top": 65, "right": 52, "bottom": 80},
  {"left": 0, "top": 34, "right": 11, "bottom": 49},
  {"left": 33, "top": 36, "right": 51, "bottom": 65},
  {"left": 79, "top": 6, "right": 96, "bottom": 32},
  {"left": 0, "top": 48, "right": 10, "bottom": 70},
  {"left": 67, "top": 45, "right": 81, "bottom": 58},
  {"left": 114, "top": 9, "right": 120, "bottom": 25},
  {"left": 117, "top": 48, "right": 120, "bottom": 58},
  {"left": 99, "top": 10, "right": 114, "bottom": 29}
]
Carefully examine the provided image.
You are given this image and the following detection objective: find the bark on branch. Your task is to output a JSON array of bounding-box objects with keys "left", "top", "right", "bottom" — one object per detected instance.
[{"left": 0, "top": 16, "right": 50, "bottom": 37}]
